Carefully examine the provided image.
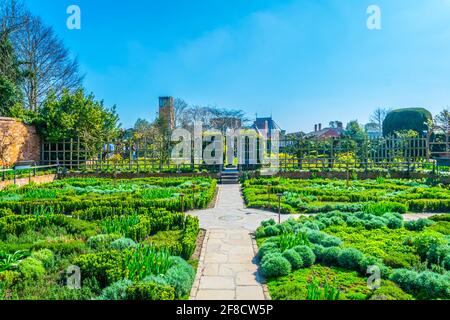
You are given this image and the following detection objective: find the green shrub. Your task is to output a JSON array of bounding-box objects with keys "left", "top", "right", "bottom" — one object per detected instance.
[
  {"left": 31, "top": 249, "right": 55, "bottom": 269},
  {"left": 261, "top": 219, "right": 276, "bottom": 228},
  {"left": 383, "top": 213, "right": 404, "bottom": 229},
  {"left": 337, "top": 248, "right": 364, "bottom": 270},
  {"left": 260, "top": 253, "right": 292, "bottom": 278},
  {"left": 293, "top": 245, "right": 316, "bottom": 267},
  {"left": 87, "top": 234, "right": 122, "bottom": 249},
  {"left": 164, "top": 256, "right": 196, "bottom": 298},
  {"left": 18, "top": 257, "right": 45, "bottom": 281},
  {"left": 405, "top": 219, "right": 434, "bottom": 231},
  {"left": 320, "top": 247, "right": 342, "bottom": 266},
  {"left": 98, "top": 279, "right": 132, "bottom": 300},
  {"left": 72, "top": 251, "right": 125, "bottom": 287},
  {"left": 258, "top": 242, "right": 280, "bottom": 259},
  {"left": 426, "top": 244, "right": 450, "bottom": 265},
  {"left": 443, "top": 256, "right": 450, "bottom": 270},
  {"left": 306, "top": 230, "right": 342, "bottom": 247},
  {"left": 364, "top": 217, "right": 387, "bottom": 230},
  {"left": 264, "top": 226, "right": 280, "bottom": 237},
  {"left": 390, "top": 269, "right": 450, "bottom": 299},
  {"left": 110, "top": 238, "right": 137, "bottom": 250},
  {"left": 282, "top": 249, "right": 303, "bottom": 270},
  {"left": 0, "top": 209, "right": 13, "bottom": 218},
  {"left": 126, "top": 281, "right": 175, "bottom": 300}
]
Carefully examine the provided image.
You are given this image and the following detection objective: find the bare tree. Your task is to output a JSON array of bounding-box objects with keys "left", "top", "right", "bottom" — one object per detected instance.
[
  {"left": 12, "top": 12, "right": 83, "bottom": 111},
  {"left": 173, "top": 98, "right": 189, "bottom": 128},
  {"left": 1, "top": 1, "right": 83, "bottom": 111},
  {"left": 370, "top": 108, "right": 391, "bottom": 132},
  {"left": 0, "top": 0, "right": 26, "bottom": 36}
]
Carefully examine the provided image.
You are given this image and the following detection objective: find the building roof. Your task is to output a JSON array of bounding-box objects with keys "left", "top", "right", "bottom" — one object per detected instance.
[{"left": 305, "top": 127, "right": 345, "bottom": 139}]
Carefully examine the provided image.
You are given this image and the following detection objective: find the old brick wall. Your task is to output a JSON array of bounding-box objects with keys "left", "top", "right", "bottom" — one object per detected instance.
[{"left": 0, "top": 117, "right": 41, "bottom": 167}]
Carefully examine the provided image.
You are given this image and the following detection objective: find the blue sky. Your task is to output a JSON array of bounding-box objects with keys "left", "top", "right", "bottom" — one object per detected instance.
[{"left": 27, "top": 0, "right": 450, "bottom": 133}]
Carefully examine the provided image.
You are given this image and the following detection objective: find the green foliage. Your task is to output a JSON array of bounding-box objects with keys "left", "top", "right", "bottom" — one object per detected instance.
[
  {"left": 282, "top": 249, "right": 303, "bottom": 270},
  {"left": 260, "top": 253, "right": 292, "bottom": 279},
  {"left": 72, "top": 251, "right": 125, "bottom": 287},
  {"left": 125, "top": 281, "right": 175, "bottom": 300},
  {"left": 124, "top": 245, "right": 172, "bottom": 282},
  {"left": 258, "top": 241, "right": 280, "bottom": 259},
  {"left": 163, "top": 256, "right": 196, "bottom": 298},
  {"left": 35, "top": 89, "right": 119, "bottom": 143},
  {"left": 383, "top": 108, "right": 432, "bottom": 137},
  {"left": 337, "top": 248, "right": 365, "bottom": 270},
  {"left": 0, "top": 74, "right": 21, "bottom": 117},
  {"left": 307, "top": 279, "right": 341, "bottom": 300},
  {"left": 110, "top": 238, "right": 137, "bottom": 250},
  {"left": 390, "top": 269, "right": 450, "bottom": 299},
  {"left": 293, "top": 245, "right": 316, "bottom": 267},
  {"left": 0, "top": 250, "right": 29, "bottom": 272},
  {"left": 31, "top": 249, "right": 55, "bottom": 269},
  {"left": 18, "top": 257, "right": 45, "bottom": 281},
  {"left": 405, "top": 219, "right": 434, "bottom": 231},
  {"left": 98, "top": 279, "right": 132, "bottom": 300},
  {"left": 87, "top": 234, "right": 122, "bottom": 250}
]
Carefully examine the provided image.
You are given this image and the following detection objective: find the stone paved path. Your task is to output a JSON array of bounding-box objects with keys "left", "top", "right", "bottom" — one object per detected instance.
[{"left": 189, "top": 185, "right": 277, "bottom": 300}]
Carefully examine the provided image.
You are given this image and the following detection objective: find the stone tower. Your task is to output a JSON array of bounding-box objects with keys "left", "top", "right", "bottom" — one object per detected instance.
[{"left": 158, "top": 96, "right": 175, "bottom": 130}]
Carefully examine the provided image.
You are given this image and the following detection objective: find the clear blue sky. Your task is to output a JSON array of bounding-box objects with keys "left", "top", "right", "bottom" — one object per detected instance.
[{"left": 27, "top": 0, "right": 450, "bottom": 133}]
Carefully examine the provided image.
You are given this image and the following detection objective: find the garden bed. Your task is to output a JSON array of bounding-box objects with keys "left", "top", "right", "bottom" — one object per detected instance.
[
  {"left": 0, "top": 177, "right": 217, "bottom": 300},
  {"left": 255, "top": 212, "right": 450, "bottom": 300},
  {"left": 243, "top": 177, "right": 450, "bottom": 214}
]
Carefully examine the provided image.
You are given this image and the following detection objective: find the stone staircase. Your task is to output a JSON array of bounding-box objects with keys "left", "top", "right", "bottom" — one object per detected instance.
[{"left": 220, "top": 166, "right": 240, "bottom": 184}]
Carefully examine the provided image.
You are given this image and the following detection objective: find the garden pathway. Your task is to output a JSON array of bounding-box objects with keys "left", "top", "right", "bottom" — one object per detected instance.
[
  {"left": 188, "top": 184, "right": 442, "bottom": 300},
  {"left": 189, "top": 184, "right": 285, "bottom": 300}
]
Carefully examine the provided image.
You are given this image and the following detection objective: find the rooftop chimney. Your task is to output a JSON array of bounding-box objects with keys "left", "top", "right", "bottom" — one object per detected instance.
[
  {"left": 318, "top": 123, "right": 322, "bottom": 131},
  {"left": 314, "top": 124, "right": 318, "bottom": 132}
]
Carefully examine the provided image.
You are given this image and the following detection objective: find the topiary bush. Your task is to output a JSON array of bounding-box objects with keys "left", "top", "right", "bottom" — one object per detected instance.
[
  {"left": 87, "top": 234, "right": 122, "bottom": 249},
  {"left": 264, "top": 225, "right": 280, "bottom": 237},
  {"left": 31, "top": 249, "right": 55, "bottom": 269},
  {"left": 258, "top": 242, "right": 280, "bottom": 259},
  {"left": 98, "top": 279, "right": 132, "bottom": 300},
  {"left": 405, "top": 219, "right": 434, "bottom": 231},
  {"left": 337, "top": 248, "right": 365, "bottom": 270},
  {"left": 383, "top": 213, "right": 404, "bottom": 229},
  {"left": 126, "top": 281, "right": 175, "bottom": 300},
  {"left": 260, "top": 253, "right": 291, "bottom": 278},
  {"left": 18, "top": 257, "right": 45, "bottom": 281},
  {"left": 164, "top": 256, "right": 196, "bottom": 298},
  {"left": 110, "top": 238, "right": 137, "bottom": 250},
  {"left": 282, "top": 249, "right": 303, "bottom": 270},
  {"left": 320, "top": 247, "right": 342, "bottom": 266},
  {"left": 293, "top": 245, "right": 316, "bottom": 267}
]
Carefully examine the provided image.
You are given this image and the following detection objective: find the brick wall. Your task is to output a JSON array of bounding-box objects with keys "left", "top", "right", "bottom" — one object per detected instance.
[{"left": 0, "top": 117, "right": 41, "bottom": 167}]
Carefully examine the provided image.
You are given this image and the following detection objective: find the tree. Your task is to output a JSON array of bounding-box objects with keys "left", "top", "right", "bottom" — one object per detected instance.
[
  {"left": 173, "top": 98, "right": 189, "bottom": 128},
  {"left": 383, "top": 108, "right": 432, "bottom": 137},
  {"left": 0, "top": 75, "right": 20, "bottom": 116},
  {"left": 433, "top": 108, "right": 450, "bottom": 133},
  {"left": 36, "top": 89, "right": 119, "bottom": 144},
  {"left": 370, "top": 108, "right": 391, "bottom": 132},
  {"left": 1, "top": 1, "right": 83, "bottom": 111},
  {"left": 13, "top": 13, "right": 83, "bottom": 111},
  {"left": 133, "top": 118, "right": 153, "bottom": 140},
  {"left": 0, "top": 32, "right": 21, "bottom": 85},
  {"left": 345, "top": 120, "right": 367, "bottom": 140}
]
